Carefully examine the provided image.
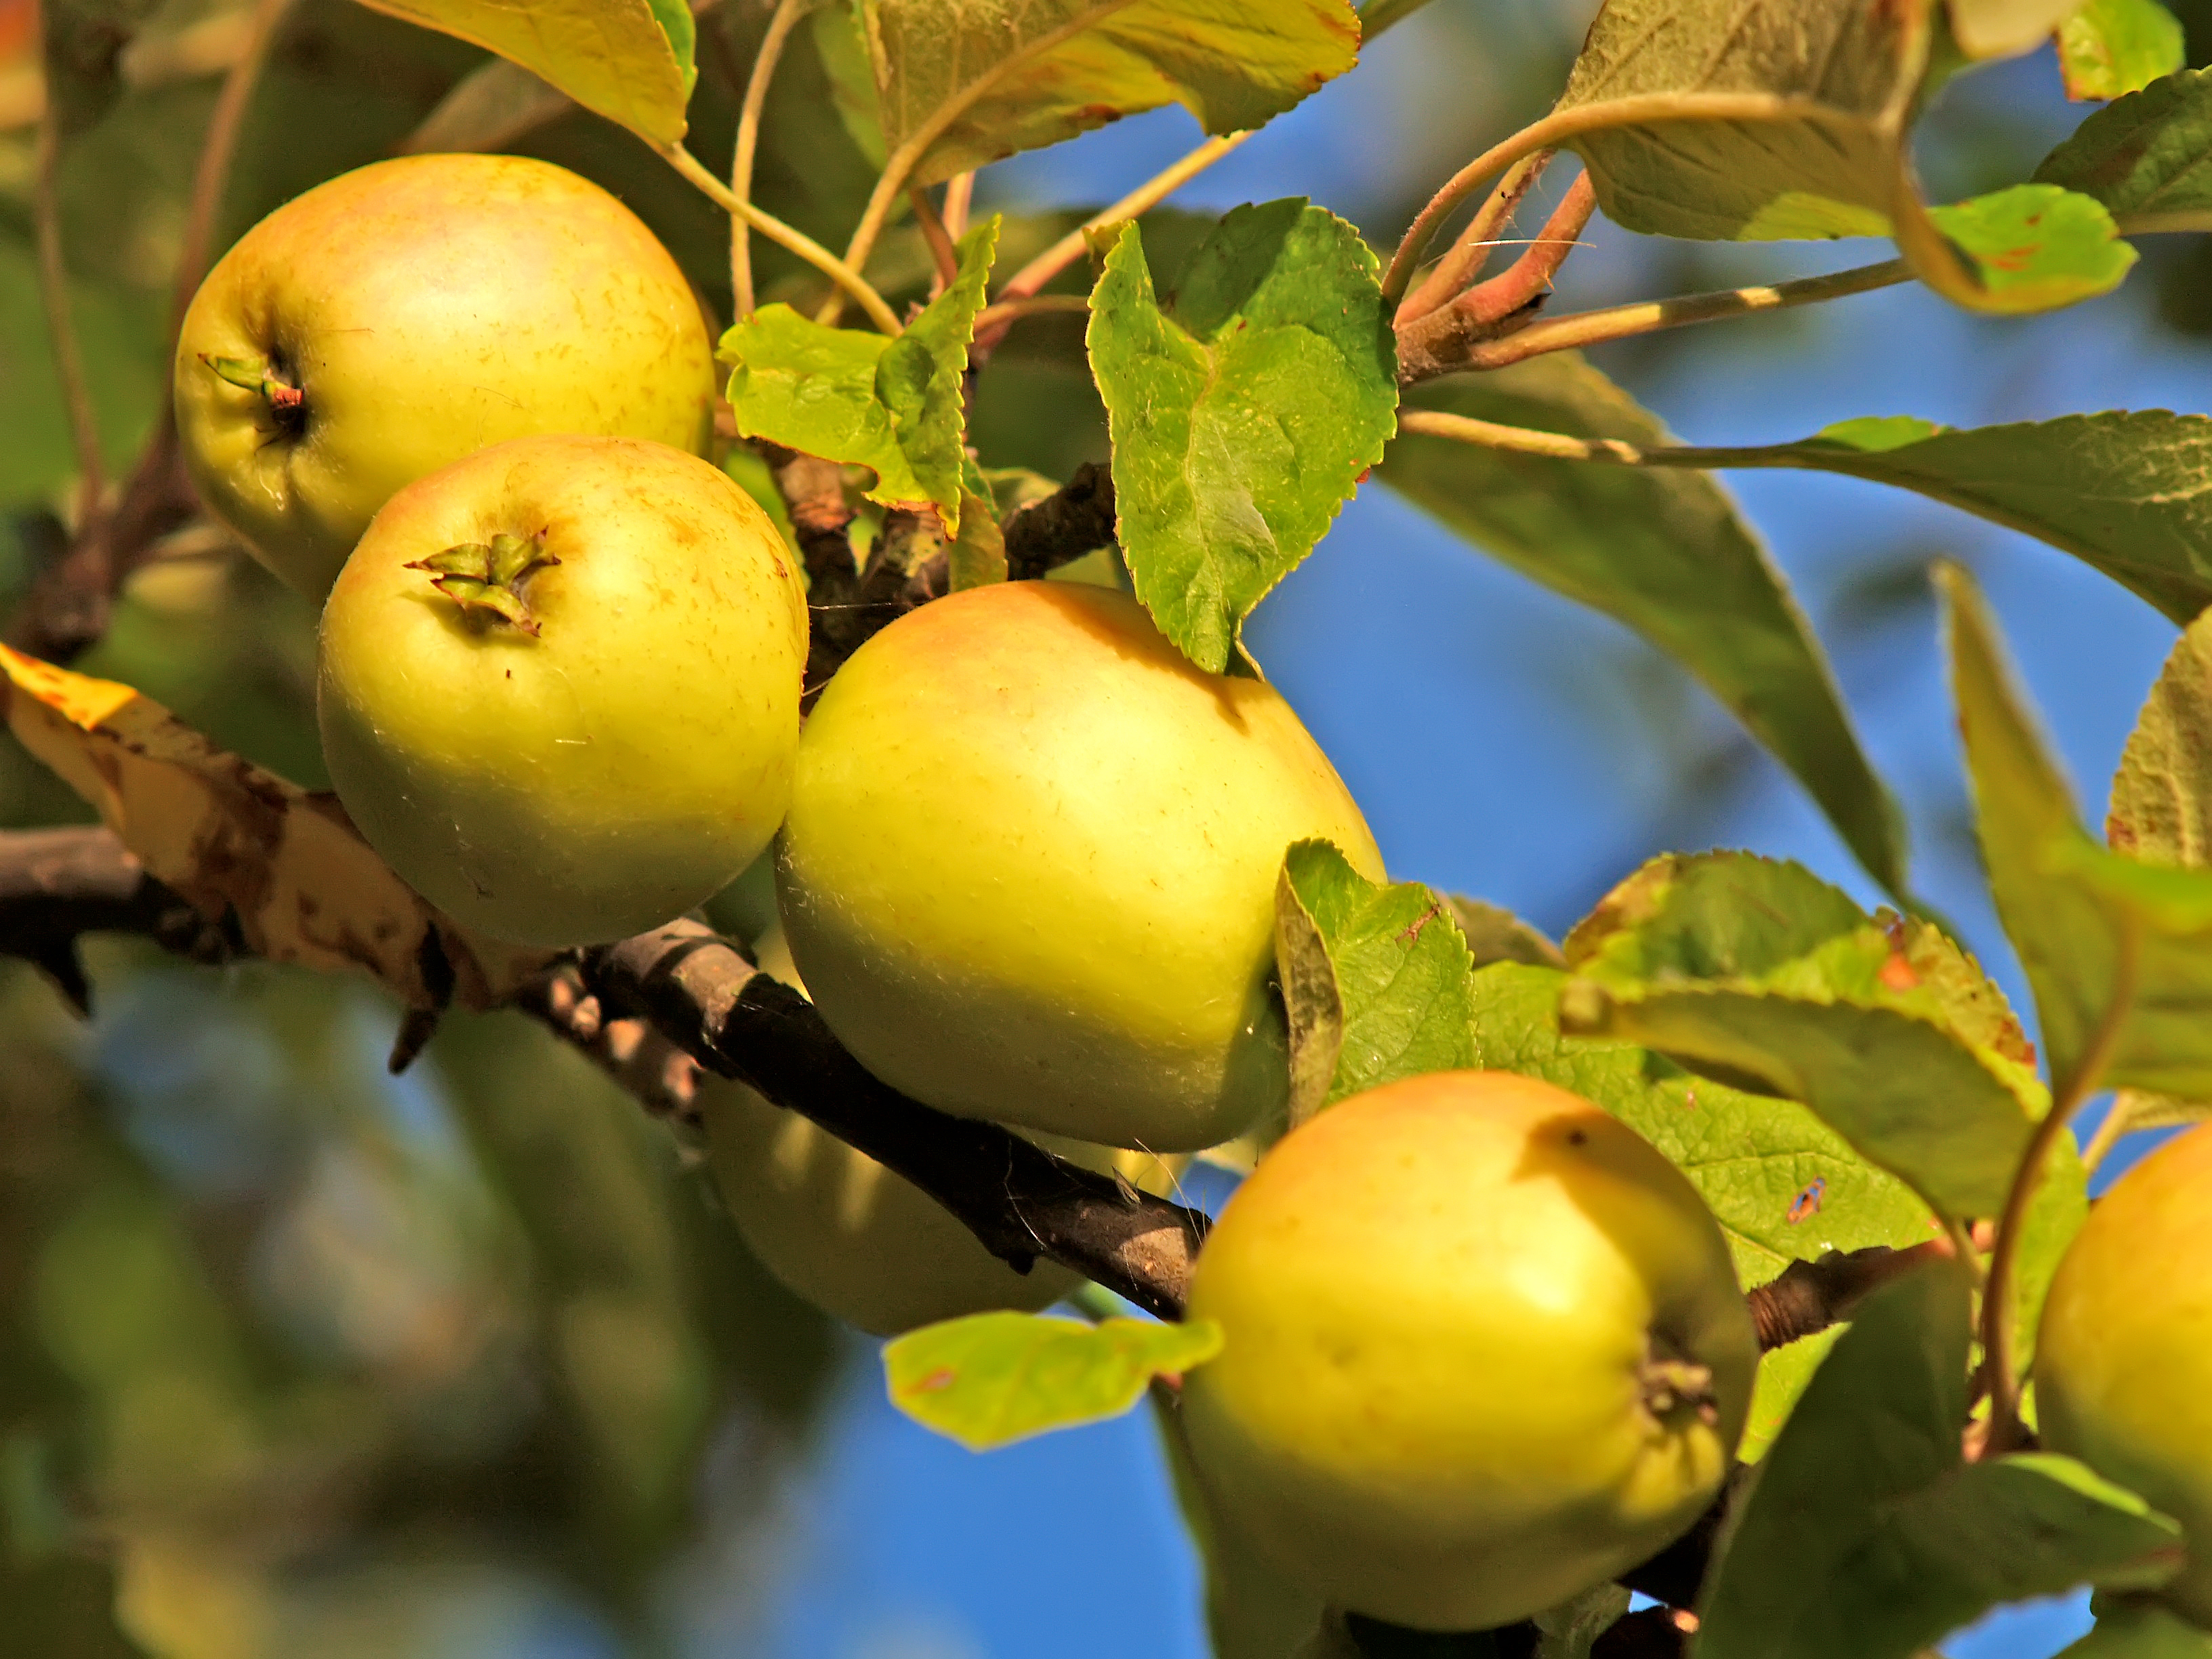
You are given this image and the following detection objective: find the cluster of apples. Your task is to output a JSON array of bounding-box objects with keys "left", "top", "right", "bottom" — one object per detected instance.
[{"left": 169, "top": 151, "right": 2212, "bottom": 1638}]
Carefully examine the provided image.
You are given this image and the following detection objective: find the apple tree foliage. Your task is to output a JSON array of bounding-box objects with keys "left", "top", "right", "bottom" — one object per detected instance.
[{"left": 9, "top": 0, "right": 2212, "bottom": 1654}]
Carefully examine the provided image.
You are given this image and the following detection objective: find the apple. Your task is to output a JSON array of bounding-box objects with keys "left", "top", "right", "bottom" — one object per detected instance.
[
  {"left": 1178, "top": 1070, "right": 1757, "bottom": 1632},
  {"left": 774, "top": 582, "right": 1383, "bottom": 1152},
  {"left": 176, "top": 152, "right": 717, "bottom": 598},
  {"left": 697, "top": 922, "right": 1183, "bottom": 1335},
  {"left": 2036, "top": 1120, "right": 2212, "bottom": 1629},
  {"left": 317, "top": 434, "right": 806, "bottom": 947}
]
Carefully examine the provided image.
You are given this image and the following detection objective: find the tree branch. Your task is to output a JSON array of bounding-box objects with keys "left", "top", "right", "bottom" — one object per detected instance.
[
  {"left": 0, "top": 825, "right": 1937, "bottom": 1348},
  {"left": 1744, "top": 1241, "right": 1952, "bottom": 1351},
  {"left": 0, "top": 827, "right": 1207, "bottom": 1318},
  {"left": 1002, "top": 461, "right": 1116, "bottom": 580},
  {"left": 1394, "top": 173, "right": 1597, "bottom": 384}
]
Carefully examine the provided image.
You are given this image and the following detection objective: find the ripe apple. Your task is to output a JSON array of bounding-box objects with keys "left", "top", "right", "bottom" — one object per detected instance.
[
  {"left": 775, "top": 582, "right": 1383, "bottom": 1152},
  {"left": 176, "top": 152, "right": 717, "bottom": 598},
  {"left": 1178, "top": 1070, "right": 1757, "bottom": 1632},
  {"left": 2036, "top": 1121, "right": 2212, "bottom": 1629},
  {"left": 697, "top": 922, "right": 1183, "bottom": 1335},
  {"left": 318, "top": 434, "right": 806, "bottom": 947}
]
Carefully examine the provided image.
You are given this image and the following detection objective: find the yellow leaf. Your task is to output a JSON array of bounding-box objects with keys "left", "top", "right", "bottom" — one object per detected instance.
[
  {"left": 0, "top": 644, "right": 551, "bottom": 1008},
  {"left": 352, "top": 0, "right": 691, "bottom": 148}
]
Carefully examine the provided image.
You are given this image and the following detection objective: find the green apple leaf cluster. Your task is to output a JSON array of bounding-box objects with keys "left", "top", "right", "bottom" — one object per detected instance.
[{"left": 723, "top": 218, "right": 1002, "bottom": 531}]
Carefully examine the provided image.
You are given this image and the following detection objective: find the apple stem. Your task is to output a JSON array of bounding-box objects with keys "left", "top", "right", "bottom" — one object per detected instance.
[
  {"left": 404, "top": 531, "right": 560, "bottom": 637},
  {"left": 200, "top": 352, "right": 304, "bottom": 415}
]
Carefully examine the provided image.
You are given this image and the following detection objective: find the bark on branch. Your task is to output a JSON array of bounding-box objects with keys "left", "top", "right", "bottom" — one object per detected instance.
[
  {"left": 0, "top": 825, "right": 1933, "bottom": 1343},
  {"left": 1002, "top": 462, "right": 1115, "bottom": 580}
]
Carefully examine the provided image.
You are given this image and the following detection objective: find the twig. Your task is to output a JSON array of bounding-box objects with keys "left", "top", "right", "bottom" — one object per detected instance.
[
  {"left": 728, "top": 0, "right": 809, "bottom": 323},
  {"left": 1744, "top": 1242, "right": 1952, "bottom": 1351},
  {"left": 1394, "top": 172, "right": 1596, "bottom": 383},
  {"left": 1396, "top": 150, "right": 1551, "bottom": 325},
  {"left": 1003, "top": 462, "right": 1116, "bottom": 580},
  {"left": 31, "top": 48, "right": 105, "bottom": 531},
  {"left": 659, "top": 140, "right": 904, "bottom": 335},
  {"left": 510, "top": 962, "right": 701, "bottom": 1126},
  {"left": 1380, "top": 93, "right": 1799, "bottom": 306},
  {"left": 5, "top": 415, "right": 199, "bottom": 664},
  {"left": 910, "top": 184, "right": 960, "bottom": 296},
  {"left": 1980, "top": 930, "right": 2140, "bottom": 1455},
  {"left": 970, "top": 131, "right": 1252, "bottom": 357},
  {"left": 0, "top": 827, "right": 238, "bottom": 1012},
  {"left": 169, "top": 0, "right": 295, "bottom": 340},
  {"left": 941, "top": 171, "right": 974, "bottom": 241},
  {"left": 1429, "top": 257, "right": 1912, "bottom": 379},
  {"left": 581, "top": 920, "right": 1209, "bottom": 1317},
  {"left": 0, "top": 826, "right": 1208, "bottom": 1318}
]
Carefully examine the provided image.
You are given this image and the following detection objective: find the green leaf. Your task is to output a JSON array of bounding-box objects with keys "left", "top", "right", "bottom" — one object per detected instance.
[
  {"left": 2058, "top": 0, "right": 2188, "bottom": 100},
  {"left": 884, "top": 1312, "right": 1223, "bottom": 1450},
  {"left": 1089, "top": 203, "right": 1397, "bottom": 673},
  {"left": 1920, "top": 184, "right": 2137, "bottom": 314},
  {"left": 1943, "top": 563, "right": 2212, "bottom": 1103},
  {"left": 1384, "top": 357, "right": 1909, "bottom": 899},
  {"left": 1698, "top": 1261, "right": 2184, "bottom": 1659},
  {"left": 1553, "top": 0, "right": 1922, "bottom": 243},
  {"left": 351, "top": 0, "right": 693, "bottom": 146},
  {"left": 1559, "top": 852, "right": 2046, "bottom": 1218},
  {"left": 859, "top": 0, "right": 1359, "bottom": 187},
  {"left": 723, "top": 218, "right": 1000, "bottom": 531},
  {"left": 1719, "top": 411, "right": 2212, "bottom": 626},
  {"left": 1953, "top": 0, "right": 2086, "bottom": 58},
  {"left": 1467, "top": 959, "right": 1940, "bottom": 1456},
  {"left": 1273, "top": 840, "right": 1476, "bottom": 1128},
  {"left": 2060, "top": 1598, "right": 2212, "bottom": 1659},
  {"left": 2036, "top": 66, "right": 2212, "bottom": 228},
  {"left": 947, "top": 459, "right": 1008, "bottom": 590}
]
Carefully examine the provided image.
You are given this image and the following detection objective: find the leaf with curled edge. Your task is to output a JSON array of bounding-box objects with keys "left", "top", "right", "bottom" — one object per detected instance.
[
  {"left": 1273, "top": 840, "right": 1475, "bottom": 1129},
  {"left": 0, "top": 644, "right": 552, "bottom": 1010},
  {"left": 1560, "top": 851, "right": 2047, "bottom": 1218},
  {"left": 860, "top": 0, "right": 1358, "bottom": 188},
  {"left": 2057, "top": 0, "right": 2188, "bottom": 102},
  {"left": 352, "top": 0, "right": 693, "bottom": 147},
  {"left": 1551, "top": 0, "right": 2133, "bottom": 312}
]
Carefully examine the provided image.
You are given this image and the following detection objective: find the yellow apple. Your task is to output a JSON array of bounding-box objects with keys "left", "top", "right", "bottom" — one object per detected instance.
[
  {"left": 775, "top": 582, "right": 1383, "bottom": 1152},
  {"left": 176, "top": 152, "right": 716, "bottom": 598},
  {"left": 317, "top": 434, "right": 806, "bottom": 946},
  {"left": 1179, "top": 1070, "right": 1757, "bottom": 1632},
  {"left": 2037, "top": 1121, "right": 2212, "bottom": 1629},
  {"left": 697, "top": 923, "right": 1183, "bottom": 1335}
]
